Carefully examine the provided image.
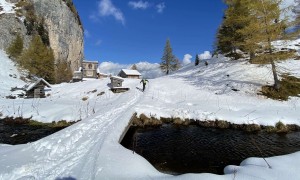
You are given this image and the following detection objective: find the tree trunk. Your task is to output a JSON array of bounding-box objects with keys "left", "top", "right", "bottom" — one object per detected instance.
[
  {"left": 270, "top": 60, "right": 280, "bottom": 91},
  {"left": 249, "top": 51, "right": 255, "bottom": 62}
]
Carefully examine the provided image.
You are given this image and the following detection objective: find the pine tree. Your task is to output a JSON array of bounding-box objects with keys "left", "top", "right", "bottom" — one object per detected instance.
[
  {"left": 6, "top": 34, "right": 24, "bottom": 60},
  {"left": 239, "top": 0, "right": 288, "bottom": 90},
  {"left": 216, "top": 0, "right": 252, "bottom": 59},
  {"left": 131, "top": 64, "right": 137, "bottom": 70},
  {"left": 160, "top": 39, "right": 180, "bottom": 74},
  {"left": 195, "top": 54, "right": 200, "bottom": 66},
  {"left": 20, "top": 35, "right": 55, "bottom": 82}
]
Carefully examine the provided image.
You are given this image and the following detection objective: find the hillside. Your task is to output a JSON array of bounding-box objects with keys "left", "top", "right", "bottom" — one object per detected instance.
[{"left": 0, "top": 47, "right": 300, "bottom": 179}]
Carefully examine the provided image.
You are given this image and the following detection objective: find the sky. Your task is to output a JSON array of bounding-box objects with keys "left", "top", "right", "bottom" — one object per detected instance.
[{"left": 72, "top": 0, "right": 227, "bottom": 64}]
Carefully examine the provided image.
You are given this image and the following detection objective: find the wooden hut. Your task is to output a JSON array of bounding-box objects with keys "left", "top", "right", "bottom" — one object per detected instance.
[
  {"left": 25, "top": 78, "right": 51, "bottom": 98},
  {"left": 118, "top": 69, "right": 141, "bottom": 79},
  {"left": 110, "top": 76, "right": 129, "bottom": 93}
]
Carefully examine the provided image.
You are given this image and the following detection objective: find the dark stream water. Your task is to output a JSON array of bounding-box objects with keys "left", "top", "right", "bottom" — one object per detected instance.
[
  {"left": 121, "top": 124, "right": 300, "bottom": 175},
  {"left": 0, "top": 121, "right": 67, "bottom": 145}
]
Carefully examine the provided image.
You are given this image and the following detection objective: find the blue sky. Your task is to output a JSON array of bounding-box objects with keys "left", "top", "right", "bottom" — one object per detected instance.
[{"left": 72, "top": 0, "right": 227, "bottom": 64}]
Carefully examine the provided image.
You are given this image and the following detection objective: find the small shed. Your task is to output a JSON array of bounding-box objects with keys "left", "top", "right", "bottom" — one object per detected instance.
[
  {"left": 72, "top": 71, "right": 83, "bottom": 82},
  {"left": 25, "top": 78, "right": 51, "bottom": 98},
  {"left": 110, "top": 76, "right": 124, "bottom": 88},
  {"left": 110, "top": 76, "right": 129, "bottom": 93},
  {"left": 118, "top": 69, "right": 141, "bottom": 79}
]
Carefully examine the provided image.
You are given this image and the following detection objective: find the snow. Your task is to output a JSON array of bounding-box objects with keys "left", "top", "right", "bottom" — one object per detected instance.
[
  {"left": 120, "top": 69, "right": 141, "bottom": 76},
  {"left": 98, "top": 61, "right": 164, "bottom": 79},
  {"left": 0, "top": 50, "right": 26, "bottom": 98},
  {"left": 0, "top": 47, "right": 300, "bottom": 179},
  {"left": 0, "top": 0, "right": 15, "bottom": 15}
]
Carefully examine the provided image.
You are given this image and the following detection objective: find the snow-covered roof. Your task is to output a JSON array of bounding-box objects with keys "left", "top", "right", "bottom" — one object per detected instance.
[
  {"left": 121, "top": 69, "right": 141, "bottom": 76},
  {"left": 110, "top": 76, "right": 124, "bottom": 81},
  {"left": 0, "top": 0, "right": 15, "bottom": 15},
  {"left": 26, "top": 78, "right": 51, "bottom": 91}
]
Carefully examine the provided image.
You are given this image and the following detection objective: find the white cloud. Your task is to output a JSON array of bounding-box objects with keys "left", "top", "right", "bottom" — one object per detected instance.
[
  {"left": 199, "top": 51, "right": 212, "bottom": 60},
  {"left": 182, "top": 54, "right": 192, "bottom": 65},
  {"left": 128, "top": 1, "right": 150, "bottom": 10},
  {"left": 95, "top": 40, "right": 102, "bottom": 46},
  {"left": 98, "top": 0, "right": 125, "bottom": 25},
  {"left": 98, "top": 61, "right": 163, "bottom": 79},
  {"left": 89, "top": 12, "right": 99, "bottom": 22},
  {"left": 156, "top": 2, "right": 165, "bottom": 13},
  {"left": 84, "top": 30, "right": 91, "bottom": 38}
]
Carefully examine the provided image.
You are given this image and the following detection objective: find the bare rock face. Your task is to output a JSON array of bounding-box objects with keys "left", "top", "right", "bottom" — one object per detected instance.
[
  {"left": 0, "top": 13, "right": 30, "bottom": 50},
  {"left": 29, "top": 0, "right": 83, "bottom": 71},
  {"left": 0, "top": 0, "right": 84, "bottom": 72}
]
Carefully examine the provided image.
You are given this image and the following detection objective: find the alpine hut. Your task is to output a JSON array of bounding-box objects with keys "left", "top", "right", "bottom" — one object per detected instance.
[
  {"left": 118, "top": 69, "right": 141, "bottom": 79},
  {"left": 25, "top": 78, "right": 51, "bottom": 98}
]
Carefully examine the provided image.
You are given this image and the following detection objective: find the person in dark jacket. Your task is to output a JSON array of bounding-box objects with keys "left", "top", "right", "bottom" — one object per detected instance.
[{"left": 140, "top": 78, "right": 149, "bottom": 92}]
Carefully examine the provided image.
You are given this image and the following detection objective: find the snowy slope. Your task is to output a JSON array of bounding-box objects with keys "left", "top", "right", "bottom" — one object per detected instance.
[
  {"left": 0, "top": 50, "right": 26, "bottom": 98},
  {"left": 0, "top": 50, "right": 300, "bottom": 179}
]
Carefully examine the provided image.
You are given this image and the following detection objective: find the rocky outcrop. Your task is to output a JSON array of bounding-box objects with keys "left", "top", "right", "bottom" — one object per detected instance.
[
  {"left": 0, "top": 0, "right": 83, "bottom": 72},
  {"left": 29, "top": 0, "right": 83, "bottom": 71}
]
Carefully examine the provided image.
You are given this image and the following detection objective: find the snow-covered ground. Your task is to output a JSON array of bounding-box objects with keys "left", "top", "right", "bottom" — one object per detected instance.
[
  {"left": 0, "top": 48, "right": 300, "bottom": 179},
  {"left": 0, "top": 0, "right": 15, "bottom": 15}
]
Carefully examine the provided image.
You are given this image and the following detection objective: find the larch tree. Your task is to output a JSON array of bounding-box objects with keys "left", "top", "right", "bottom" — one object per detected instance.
[
  {"left": 239, "top": 0, "right": 288, "bottom": 90},
  {"left": 20, "top": 35, "right": 55, "bottom": 82},
  {"left": 6, "top": 34, "right": 24, "bottom": 60},
  {"left": 54, "top": 59, "right": 73, "bottom": 84},
  {"left": 160, "top": 39, "right": 180, "bottom": 74}
]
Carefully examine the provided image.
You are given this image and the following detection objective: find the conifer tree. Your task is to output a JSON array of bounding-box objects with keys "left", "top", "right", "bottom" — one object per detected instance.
[
  {"left": 55, "top": 59, "right": 73, "bottom": 83},
  {"left": 131, "top": 64, "right": 137, "bottom": 70},
  {"left": 216, "top": 0, "right": 252, "bottom": 59},
  {"left": 6, "top": 34, "right": 24, "bottom": 60},
  {"left": 160, "top": 39, "right": 180, "bottom": 74},
  {"left": 239, "top": 0, "right": 288, "bottom": 90},
  {"left": 20, "top": 35, "right": 55, "bottom": 82},
  {"left": 195, "top": 54, "right": 200, "bottom": 66}
]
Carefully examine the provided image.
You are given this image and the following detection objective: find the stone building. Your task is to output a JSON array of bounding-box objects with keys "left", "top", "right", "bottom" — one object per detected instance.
[{"left": 82, "top": 61, "right": 98, "bottom": 78}]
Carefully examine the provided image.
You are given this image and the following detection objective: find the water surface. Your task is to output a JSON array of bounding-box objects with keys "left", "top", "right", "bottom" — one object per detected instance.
[{"left": 121, "top": 124, "right": 300, "bottom": 175}]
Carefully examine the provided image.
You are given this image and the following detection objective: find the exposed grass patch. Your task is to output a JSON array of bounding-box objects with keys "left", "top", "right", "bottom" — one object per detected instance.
[
  {"left": 260, "top": 75, "right": 300, "bottom": 101},
  {"left": 82, "top": 96, "right": 88, "bottom": 101},
  {"left": 30, "top": 120, "right": 77, "bottom": 128},
  {"left": 131, "top": 114, "right": 300, "bottom": 134},
  {"left": 3, "top": 116, "right": 78, "bottom": 127},
  {"left": 275, "top": 121, "right": 288, "bottom": 133},
  {"left": 250, "top": 51, "right": 295, "bottom": 64}
]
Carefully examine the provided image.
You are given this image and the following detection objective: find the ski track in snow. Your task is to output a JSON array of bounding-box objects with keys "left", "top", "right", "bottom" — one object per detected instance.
[{"left": 0, "top": 87, "right": 143, "bottom": 179}]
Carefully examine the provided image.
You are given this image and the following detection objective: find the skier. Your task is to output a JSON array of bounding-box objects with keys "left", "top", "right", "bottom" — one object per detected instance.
[{"left": 140, "top": 78, "right": 149, "bottom": 92}]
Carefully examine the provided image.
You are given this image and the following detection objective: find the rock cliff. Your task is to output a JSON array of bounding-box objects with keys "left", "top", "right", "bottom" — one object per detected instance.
[{"left": 0, "top": 0, "right": 83, "bottom": 72}]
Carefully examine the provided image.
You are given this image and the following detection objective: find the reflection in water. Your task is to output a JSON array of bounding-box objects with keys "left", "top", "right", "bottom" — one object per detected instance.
[{"left": 121, "top": 124, "right": 300, "bottom": 175}]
